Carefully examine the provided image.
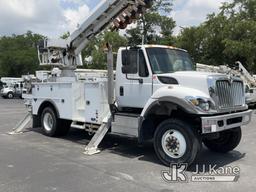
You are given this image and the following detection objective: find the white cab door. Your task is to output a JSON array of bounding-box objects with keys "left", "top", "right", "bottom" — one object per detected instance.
[{"left": 117, "top": 48, "right": 152, "bottom": 109}]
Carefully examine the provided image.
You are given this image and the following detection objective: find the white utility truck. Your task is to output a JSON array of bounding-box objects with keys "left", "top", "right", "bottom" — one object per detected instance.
[
  {"left": 20, "top": 0, "right": 252, "bottom": 166},
  {"left": 0, "top": 78, "right": 25, "bottom": 99},
  {"left": 0, "top": 77, "right": 23, "bottom": 85}
]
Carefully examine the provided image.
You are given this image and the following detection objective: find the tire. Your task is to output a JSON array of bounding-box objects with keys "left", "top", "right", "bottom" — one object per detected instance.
[
  {"left": 154, "top": 119, "right": 201, "bottom": 166},
  {"left": 7, "top": 92, "right": 14, "bottom": 99},
  {"left": 41, "top": 107, "right": 70, "bottom": 137},
  {"left": 203, "top": 127, "right": 242, "bottom": 153},
  {"left": 60, "top": 119, "right": 71, "bottom": 136},
  {"left": 32, "top": 115, "right": 41, "bottom": 128}
]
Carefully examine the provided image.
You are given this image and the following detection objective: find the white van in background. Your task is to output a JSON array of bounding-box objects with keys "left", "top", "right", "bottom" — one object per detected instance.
[{"left": 0, "top": 82, "right": 26, "bottom": 99}]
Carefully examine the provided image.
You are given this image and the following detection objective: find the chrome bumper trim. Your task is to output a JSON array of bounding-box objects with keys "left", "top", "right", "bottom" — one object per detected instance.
[{"left": 201, "top": 110, "right": 253, "bottom": 134}]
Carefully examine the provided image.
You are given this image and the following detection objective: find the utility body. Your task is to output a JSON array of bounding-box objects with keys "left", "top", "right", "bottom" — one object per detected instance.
[{"left": 21, "top": 0, "right": 252, "bottom": 166}]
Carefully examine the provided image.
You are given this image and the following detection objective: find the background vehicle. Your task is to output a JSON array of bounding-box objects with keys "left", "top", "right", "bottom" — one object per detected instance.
[
  {"left": 0, "top": 77, "right": 23, "bottom": 85},
  {"left": 0, "top": 77, "right": 24, "bottom": 99},
  {"left": 1, "top": 82, "right": 26, "bottom": 99},
  {"left": 0, "top": 80, "right": 5, "bottom": 90},
  {"left": 20, "top": 0, "right": 252, "bottom": 166}
]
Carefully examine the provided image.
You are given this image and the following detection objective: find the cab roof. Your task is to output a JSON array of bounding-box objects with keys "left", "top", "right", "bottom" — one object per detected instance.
[{"left": 120, "top": 45, "right": 187, "bottom": 52}]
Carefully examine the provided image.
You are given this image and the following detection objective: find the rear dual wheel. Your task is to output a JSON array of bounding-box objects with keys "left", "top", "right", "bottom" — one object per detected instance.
[{"left": 41, "top": 107, "right": 71, "bottom": 137}]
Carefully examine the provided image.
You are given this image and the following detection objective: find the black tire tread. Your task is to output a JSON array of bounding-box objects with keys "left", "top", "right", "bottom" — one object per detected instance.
[
  {"left": 7, "top": 92, "right": 14, "bottom": 99},
  {"left": 153, "top": 118, "right": 201, "bottom": 166},
  {"left": 203, "top": 127, "right": 242, "bottom": 153},
  {"left": 41, "top": 107, "right": 70, "bottom": 137}
]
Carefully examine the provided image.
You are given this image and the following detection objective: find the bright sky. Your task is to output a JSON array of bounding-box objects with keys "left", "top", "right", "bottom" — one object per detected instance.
[{"left": 0, "top": 0, "right": 231, "bottom": 37}]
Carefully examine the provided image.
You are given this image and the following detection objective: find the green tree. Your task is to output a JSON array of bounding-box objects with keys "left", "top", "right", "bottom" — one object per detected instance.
[
  {"left": 175, "top": 27, "right": 205, "bottom": 62},
  {"left": 176, "top": 0, "right": 256, "bottom": 72},
  {"left": 60, "top": 32, "right": 70, "bottom": 39},
  {"left": 82, "top": 31, "right": 128, "bottom": 69},
  {"left": 220, "top": 0, "right": 256, "bottom": 71},
  {"left": 0, "top": 31, "right": 44, "bottom": 77},
  {"left": 126, "top": 0, "right": 175, "bottom": 45}
]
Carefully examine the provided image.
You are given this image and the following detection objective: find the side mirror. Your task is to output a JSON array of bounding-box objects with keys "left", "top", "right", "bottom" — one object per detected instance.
[
  {"left": 121, "top": 49, "right": 138, "bottom": 74},
  {"left": 122, "top": 65, "right": 137, "bottom": 74},
  {"left": 122, "top": 65, "right": 129, "bottom": 74},
  {"left": 121, "top": 48, "right": 143, "bottom": 84}
]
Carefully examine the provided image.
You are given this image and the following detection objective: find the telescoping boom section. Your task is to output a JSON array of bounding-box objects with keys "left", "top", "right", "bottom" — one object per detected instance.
[{"left": 38, "top": 0, "right": 153, "bottom": 68}]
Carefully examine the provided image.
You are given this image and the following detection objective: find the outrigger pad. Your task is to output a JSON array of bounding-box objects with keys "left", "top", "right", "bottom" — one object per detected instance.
[{"left": 8, "top": 113, "right": 32, "bottom": 135}]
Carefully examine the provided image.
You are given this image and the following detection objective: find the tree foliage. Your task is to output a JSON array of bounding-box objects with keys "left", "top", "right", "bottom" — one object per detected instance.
[
  {"left": 1, "top": 0, "right": 256, "bottom": 76},
  {"left": 60, "top": 32, "right": 71, "bottom": 39},
  {"left": 0, "top": 31, "right": 44, "bottom": 77},
  {"left": 82, "top": 31, "right": 128, "bottom": 69},
  {"left": 176, "top": 0, "right": 256, "bottom": 72},
  {"left": 126, "top": 0, "right": 175, "bottom": 45}
]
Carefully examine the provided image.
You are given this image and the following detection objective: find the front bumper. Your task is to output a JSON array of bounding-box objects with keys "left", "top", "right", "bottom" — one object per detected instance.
[{"left": 201, "top": 110, "right": 253, "bottom": 134}]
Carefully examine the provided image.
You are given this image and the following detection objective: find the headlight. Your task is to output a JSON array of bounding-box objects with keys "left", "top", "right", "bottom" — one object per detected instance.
[
  {"left": 198, "top": 99, "right": 210, "bottom": 111},
  {"left": 185, "top": 96, "right": 215, "bottom": 112}
]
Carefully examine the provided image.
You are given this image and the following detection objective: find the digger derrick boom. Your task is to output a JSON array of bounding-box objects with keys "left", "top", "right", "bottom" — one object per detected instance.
[{"left": 38, "top": 0, "right": 153, "bottom": 68}]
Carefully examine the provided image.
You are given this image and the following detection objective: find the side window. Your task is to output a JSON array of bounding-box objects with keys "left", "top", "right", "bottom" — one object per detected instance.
[
  {"left": 139, "top": 50, "right": 149, "bottom": 77},
  {"left": 122, "top": 49, "right": 138, "bottom": 74},
  {"left": 122, "top": 49, "right": 149, "bottom": 77}
]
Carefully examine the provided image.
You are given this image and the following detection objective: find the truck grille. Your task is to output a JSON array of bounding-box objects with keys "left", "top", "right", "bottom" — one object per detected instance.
[{"left": 215, "top": 80, "right": 244, "bottom": 108}]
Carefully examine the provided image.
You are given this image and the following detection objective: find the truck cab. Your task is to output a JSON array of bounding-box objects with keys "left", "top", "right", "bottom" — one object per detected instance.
[
  {"left": 116, "top": 45, "right": 248, "bottom": 114},
  {"left": 111, "top": 45, "right": 252, "bottom": 165},
  {"left": 116, "top": 45, "right": 195, "bottom": 108}
]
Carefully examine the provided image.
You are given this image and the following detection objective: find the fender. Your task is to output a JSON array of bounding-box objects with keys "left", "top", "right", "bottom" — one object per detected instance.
[
  {"left": 34, "top": 99, "right": 60, "bottom": 118},
  {"left": 2, "top": 87, "right": 14, "bottom": 94},
  {"left": 138, "top": 85, "right": 210, "bottom": 143},
  {"left": 141, "top": 85, "right": 210, "bottom": 117}
]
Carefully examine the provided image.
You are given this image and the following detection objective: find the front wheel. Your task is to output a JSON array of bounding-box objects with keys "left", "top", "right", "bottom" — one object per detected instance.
[
  {"left": 203, "top": 127, "right": 242, "bottom": 153},
  {"left": 7, "top": 92, "right": 14, "bottom": 99},
  {"left": 154, "top": 119, "right": 201, "bottom": 166}
]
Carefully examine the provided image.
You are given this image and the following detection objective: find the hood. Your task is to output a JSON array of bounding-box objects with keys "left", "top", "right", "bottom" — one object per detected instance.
[
  {"left": 2, "top": 87, "right": 14, "bottom": 91},
  {"left": 157, "top": 71, "right": 226, "bottom": 96}
]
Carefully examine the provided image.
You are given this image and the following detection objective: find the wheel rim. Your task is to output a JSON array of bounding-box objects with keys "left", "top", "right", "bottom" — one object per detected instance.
[
  {"left": 8, "top": 93, "right": 13, "bottom": 98},
  {"left": 161, "top": 129, "right": 187, "bottom": 159},
  {"left": 43, "top": 112, "right": 54, "bottom": 132}
]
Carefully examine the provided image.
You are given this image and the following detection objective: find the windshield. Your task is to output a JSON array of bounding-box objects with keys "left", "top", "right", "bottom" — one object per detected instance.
[{"left": 146, "top": 48, "right": 194, "bottom": 74}]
